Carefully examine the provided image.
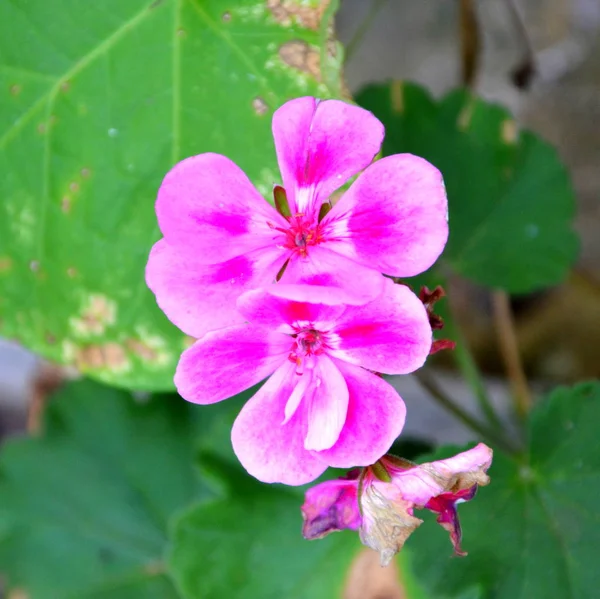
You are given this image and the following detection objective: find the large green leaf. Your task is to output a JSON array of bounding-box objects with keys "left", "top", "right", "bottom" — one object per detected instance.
[
  {"left": 0, "top": 0, "right": 343, "bottom": 390},
  {"left": 0, "top": 379, "right": 209, "bottom": 598},
  {"left": 168, "top": 458, "right": 360, "bottom": 599},
  {"left": 408, "top": 381, "right": 600, "bottom": 599},
  {"left": 356, "top": 82, "right": 579, "bottom": 293}
]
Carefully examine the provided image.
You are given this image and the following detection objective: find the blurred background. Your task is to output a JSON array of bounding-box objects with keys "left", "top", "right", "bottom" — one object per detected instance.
[{"left": 3, "top": 0, "right": 599, "bottom": 445}]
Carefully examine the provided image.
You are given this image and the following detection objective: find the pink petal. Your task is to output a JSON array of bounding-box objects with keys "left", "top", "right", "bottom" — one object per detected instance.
[
  {"left": 314, "top": 361, "right": 406, "bottom": 468},
  {"left": 282, "top": 245, "right": 386, "bottom": 305},
  {"left": 272, "top": 98, "right": 384, "bottom": 214},
  {"left": 237, "top": 286, "right": 346, "bottom": 332},
  {"left": 231, "top": 362, "right": 328, "bottom": 485},
  {"left": 328, "top": 279, "right": 432, "bottom": 375},
  {"left": 323, "top": 154, "right": 448, "bottom": 277},
  {"left": 303, "top": 355, "right": 349, "bottom": 451},
  {"left": 301, "top": 472, "right": 361, "bottom": 540},
  {"left": 146, "top": 239, "right": 286, "bottom": 338},
  {"left": 425, "top": 486, "right": 478, "bottom": 556},
  {"left": 174, "top": 325, "right": 290, "bottom": 405},
  {"left": 155, "top": 153, "right": 286, "bottom": 264},
  {"left": 431, "top": 443, "right": 494, "bottom": 476},
  {"left": 386, "top": 443, "right": 493, "bottom": 506}
]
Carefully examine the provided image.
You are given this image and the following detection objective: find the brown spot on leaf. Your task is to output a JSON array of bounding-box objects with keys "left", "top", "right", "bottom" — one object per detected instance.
[
  {"left": 176, "top": 28, "right": 186, "bottom": 38},
  {"left": 267, "top": 0, "right": 329, "bottom": 31},
  {"left": 501, "top": 119, "right": 518, "bottom": 144},
  {"left": 37, "top": 122, "right": 47, "bottom": 134},
  {"left": 76, "top": 343, "right": 127, "bottom": 370},
  {"left": 126, "top": 338, "right": 158, "bottom": 362},
  {"left": 71, "top": 295, "right": 116, "bottom": 335},
  {"left": 61, "top": 196, "right": 71, "bottom": 213},
  {"left": 222, "top": 11, "right": 231, "bottom": 22},
  {"left": 81, "top": 167, "right": 91, "bottom": 178},
  {"left": 390, "top": 81, "right": 403, "bottom": 114},
  {"left": 144, "top": 560, "right": 166, "bottom": 576},
  {"left": 60, "top": 81, "right": 70, "bottom": 93},
  {"left": 0, "top": 256, "right": 13, "bottom": 273},
  {"left": 10, "top": 84, "right": 22, "bottom": 96},
  {"left": 29, "top": 260, "right": 40, "bottom": 272},
  {"left": 69, "top": 181, "right": 80, "bottom": 193},
  {"left": 67, "top": 266, "right": 77, "bottom": 278},
  {"left": 457, "top": 97, "right": 476, "bottom": 131},
  {"left": 8, "top": 589, "right": 30, "bottom": 599},
  {"left": 279, "top": 40, "right": 321, "bottom": 81},
  {"left": 252, "top": 97, "right": 268, "bottom": 115}
]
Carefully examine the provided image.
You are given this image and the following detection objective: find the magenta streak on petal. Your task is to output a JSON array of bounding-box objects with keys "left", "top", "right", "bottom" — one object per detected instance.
[
  {"left": 272, "top": 97, "right": 385, "bottom": 216},
  {"left": 425, "top": 486, "right": 478, "bottom": 556},
  {"left": 196, "top": 211, "right": 250, "bottom": 236}
]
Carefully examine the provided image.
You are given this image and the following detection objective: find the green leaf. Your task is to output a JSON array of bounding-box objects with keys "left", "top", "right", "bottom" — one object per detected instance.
[
  {"left": 168, "top": 473, "right": 360, "bottom": 599},
  {"left": 408, "top": 381, "right": 600, "bottom": 599},
  {"left": 356, "top": 82, "right": 579, "bottom": 293},
  {"left": 0, "top": 0, "right": 344, "bottom": 391},
  {"left": 0, "top": 379, "right": 209, "bottom": 598}
]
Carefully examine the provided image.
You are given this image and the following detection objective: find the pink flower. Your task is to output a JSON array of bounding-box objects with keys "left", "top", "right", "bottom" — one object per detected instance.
[
  {"left": 174, "top": 279, "right": 432, "bottom": 485},
  {"left": 302, "top": 444, "right": 493, "bottom": 565},
  {"left": 146, "top": 97, "right": 448, "bottom": 339}
]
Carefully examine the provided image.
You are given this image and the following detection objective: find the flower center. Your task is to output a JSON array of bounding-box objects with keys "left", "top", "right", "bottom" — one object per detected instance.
[
  {"left": 288, "top": 328, "right": 327, "bottom": 374},
  {"left": 269, "top": 213, "right": 323, "bottom": 257}
]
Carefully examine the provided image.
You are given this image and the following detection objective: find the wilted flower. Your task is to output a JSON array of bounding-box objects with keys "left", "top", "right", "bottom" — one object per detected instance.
[
  {"left": 301, "top": 469, "right": 362, "bottom": 539},
  {"left": 175, "top": 279, "right": 432, "bottom": 485},
  {"left": 302, "top": 444, "right": 493, "bottom": 565},
  {"left": 146, "top": 97, "right": 448, "bottom": 339}
]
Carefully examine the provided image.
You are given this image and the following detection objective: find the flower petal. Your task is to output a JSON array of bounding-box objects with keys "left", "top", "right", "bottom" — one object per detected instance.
[
  {"left": 323, "top": 154, "right": 448, "bottom": 277},
  {"left": 328, "top": 279, "right": 432, "bottom": 374},
  {"left": 146, "top": 239, "right": 286, "bottom": 338},
  {"left": 359, "top": 483, "right": 423, "bottom": 567},
  {"left": 303, "top": 355, "right": 349, "bottom": 451},
  {"left": 237, "top": 286, "right": 346, "bottom": 332},
  {"left": 314, "top": 361, "right": 406, "bottom": 468},
  {"left": 301, "top": 472, "right": 361, "bottom": 540},
  {"left": 272, "top": 98, "right": 384, "bottom": 214},
  {"left": 174, "top": 324, "right": 290, "bottom": 405},
  {"left": 425, "top": 486, "right": 478, "bottom": 556},
  {"left": 231, "top": 361, "right": 328, "bottom": 485},
  {"left": 282, "top": 245, "right": 386, "bottom": 305},
  {"left": 384, "top": 443, "right": 493, "bottom": 506},
  {"left": 156, "top": 153, "right": 285, "bottom": 264}
]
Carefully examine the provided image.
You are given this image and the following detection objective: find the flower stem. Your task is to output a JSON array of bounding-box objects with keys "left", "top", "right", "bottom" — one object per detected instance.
[
  {"left": 344, "top": 0, "right": 389, "bottom": 62},
  {"left": 413, "top": 369, "right": 518, "bottom": 455},
  {"left": 503, "top": 0, "right": 536, "bottom": 89},
  {"left": 446, "top": 314, "right": 506, "bottom": 432},
  {"left": 441, "top": 277, "right": 505, "bottom": 432},
  {"left": 491, "top": 290, "right": 532, "bottom": 419},
  {"left": 459, "top": 0, "right": 481, "bottom": 88}
]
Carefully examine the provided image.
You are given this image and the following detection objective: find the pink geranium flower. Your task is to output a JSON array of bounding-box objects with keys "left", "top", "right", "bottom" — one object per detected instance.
[
  {"left": 146, "top": 97, "right": 448, "bottom": 339},
  {"left": 302, "top": 444, "right": 493, "bottom": 565},
  {"left": 174, "top": 279, "right": 432, "bottom": 485}
]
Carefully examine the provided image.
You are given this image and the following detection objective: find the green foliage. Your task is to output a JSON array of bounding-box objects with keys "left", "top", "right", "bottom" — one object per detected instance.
[
  {"left": 168, "top": 462, "right": 360, "bottom": 599},
  {"left": 0, "top": 379, "right": 360, "bottom": 598},
  {"left": 356, "top": 82, "right": 579, "bottom": 293},
  {"left": 408, "top": 381, "right": 600, "bottom": 599},
  {"left": 0, "top": 0, "right": 343, "bottom": 391},
  {"left": 0, "top": 379, "right": 207, "bottom": 598}
]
